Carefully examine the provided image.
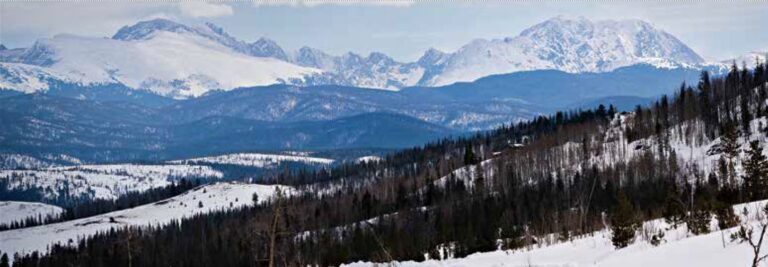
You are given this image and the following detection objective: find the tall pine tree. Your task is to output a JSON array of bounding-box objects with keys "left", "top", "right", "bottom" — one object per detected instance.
[
  {"left": 611, "top": 191, "right": 639, "bottom": 248},
  {"left": 743, "top": 140, "right": 768, "bottom": 201}
]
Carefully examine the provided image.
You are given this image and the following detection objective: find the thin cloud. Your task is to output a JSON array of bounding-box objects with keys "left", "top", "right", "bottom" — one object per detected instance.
[
  {"left": 252, "top": 0, "right": 415, "bottom": 8},
  {"left": 179, "top": 2, "right": 234, "bottom": 18}
]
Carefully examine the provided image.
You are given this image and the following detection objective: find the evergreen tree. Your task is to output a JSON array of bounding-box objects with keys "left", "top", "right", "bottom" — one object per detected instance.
[
  {"left": 721, "top": 122, "right": 740, "bottom": 185},
  {"left": 688, "top": 179, "right": 715, "bottom": 235},
  {"left": 611, "top": 191, "right": 639, "bottom": 248},
  {"left": 662, "top": 183, "right": 685, "bottom": 228},
  {"left": 0, "top": 253, "right": 7, "bottom": 267},
  {"left": 687, "top": 208, "right": 712, "bottom": 235},
  {"left": 473, "top": 165, "right": 486, "bottom": 195},
  {"left": 464, "top": 143, "right": 477, "bottom": 165},
  {"left": 741, "top": 95, "right": 753, "bottom": 135},
  {"left": 715, "top": 204, "right": 740, "bottom": 230},
  {"left": 698, "top": 71, "right": 714, "bottom": 136},
  {"left": 743, "top": 140, "right": 768, "bottom": 200}
]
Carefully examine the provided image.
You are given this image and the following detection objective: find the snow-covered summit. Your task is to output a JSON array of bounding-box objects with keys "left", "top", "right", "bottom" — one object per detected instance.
[
  {"left": 421, "top": 16, "right": 706, "bottom": 86},
  {"left": 113, "top": 19, "right": 290, "bottom": 61},
  {"left": 250, "top": 37, "right": 290, "bottom": 61},
  {"left": 112, "top": 18, "right": 195, "bottom": 41},
  {"left": 0, "top": 29, "right": 319, "bottom": 98},
  {"left": 417, "top": 48, "right": 449, "bottom": 67}
]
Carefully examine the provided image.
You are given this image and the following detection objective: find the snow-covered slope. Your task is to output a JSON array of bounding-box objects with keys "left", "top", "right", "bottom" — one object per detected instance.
[
  {"left": 0, "top": 153, "right": 82, "bottom": 170},
  {"left": 169, "top": 152, "right": 334, "bottom": 167},
  {"left": 0, "top": 154, "right": 55, "bottom": 170},
  {"left": 0, "top": 164, "right": 223, "bottom": 200},
  {"left": 0, "top": 62, "right": 69, "bottom": 93},
  {"left": 344, "top": 200, "right": 768, "bottom": 267},
  {"left": 292, "top": 48, "right": 425, "bottom": 90},
  {"left": 0, "top": 152, "right": 331, "bottom": 202},
  {"left": 0, "top": 201, "right": 64, "bottom": 225},
  {"left": 0, "top": 182, "right": 291, "bottom": 259},
  {"left": 0, "top": 29, "right": 318, "bottom": 99},
  {"left": 421, "top": 16, "right": 705, "bottom": 86}
]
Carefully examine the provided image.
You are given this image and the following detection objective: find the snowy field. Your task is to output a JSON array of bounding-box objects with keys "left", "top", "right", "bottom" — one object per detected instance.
[
  {"left": 169, "top": 152, "right": 334, "bottom": 168},
  {"left": 0, "top": 201, "right": 64, "bottom": 225},
  {"left": 0, "top": 164, "right": 224, "bottom": 200},
  {"left": 344, "top": 201, "right": 768, "bottom": 267},
  {"left": 0, "top": 153, "right": 82, "bottom": 170},
  {"left": 0, "top": 152, "right": 335, "bottom": 202},
  {"left": 0, "top": 182, "right": 292, "bottom": 259}
]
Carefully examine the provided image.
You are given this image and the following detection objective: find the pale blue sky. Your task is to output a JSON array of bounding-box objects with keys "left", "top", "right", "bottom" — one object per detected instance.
[{"left": 1, "top": 1, "right": 766, "bottom": 62}]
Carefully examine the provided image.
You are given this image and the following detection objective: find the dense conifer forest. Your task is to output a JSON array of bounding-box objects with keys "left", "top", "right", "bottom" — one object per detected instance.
[{"left": 6, "top": 61, "right": 768, "bottom": 266}]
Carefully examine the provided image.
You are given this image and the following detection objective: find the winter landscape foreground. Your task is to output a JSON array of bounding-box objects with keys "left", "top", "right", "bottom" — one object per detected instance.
[
  {"left": 3, "top": 192, "right": 768, "bottom": 266},
  {"left": 346, "top": 200, "right": 768, "bottom": 267},
  {"left": 2, "top": 2, "right": 768, "bottom": 266}
]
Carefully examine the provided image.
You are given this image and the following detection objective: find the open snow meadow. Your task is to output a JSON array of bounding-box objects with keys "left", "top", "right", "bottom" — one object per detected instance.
[
  {"left": 0, "top": 201, "right": 64, "bottom": 225},
  {"left": 0, "top": 164, "right": 224, "bottom": 200},
  {"left": 0, "top": 182, "right": 291, "bottom": 259}
]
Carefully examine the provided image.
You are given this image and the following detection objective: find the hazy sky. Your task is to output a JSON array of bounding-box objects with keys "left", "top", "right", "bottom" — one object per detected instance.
[{"left": 1, "top": 1, "right": 766, "bottom": 62}]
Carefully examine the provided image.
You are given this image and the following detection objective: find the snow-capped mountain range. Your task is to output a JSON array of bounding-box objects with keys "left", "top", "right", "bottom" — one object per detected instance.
[
  {"left": 723, "top": 48, "right": 767, "bottom": 69},
  {"left": 0, "top": 16, "right": 713, "bottom": 98}
]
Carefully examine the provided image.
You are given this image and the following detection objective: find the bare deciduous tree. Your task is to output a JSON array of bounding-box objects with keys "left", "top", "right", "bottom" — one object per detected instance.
[{"left": 732, "top": 204, "right": 768, "bottom": 267}]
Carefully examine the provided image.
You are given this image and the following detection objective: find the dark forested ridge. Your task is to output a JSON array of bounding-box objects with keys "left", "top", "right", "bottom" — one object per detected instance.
[{"left": 8, "top": 61, "right": 768, "bottom": 266}]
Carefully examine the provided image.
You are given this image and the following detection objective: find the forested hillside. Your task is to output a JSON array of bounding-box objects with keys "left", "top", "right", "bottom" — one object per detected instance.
[{"left": 6, "top": 61, "right": 768, "bottom": 266}]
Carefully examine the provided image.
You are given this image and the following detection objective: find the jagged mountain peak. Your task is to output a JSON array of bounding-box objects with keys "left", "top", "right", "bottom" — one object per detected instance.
[
  {"left": 203, "top": 22, "right": 227, "bottom": 36},
  {"left": 249, "top": 37, "right": 288, "bottom": 61},
  {"left": 253, "top": 37, "right": 279, "bottom": 46},
  {"left": 292, "top": 46, "right": 334, "bottom": 68},
  {"left": 112, "top": 19, "right": 191, "bottom": 41},
  {"left": 366, "top": 52, "right": 396, "bottom": 64},
  {"left": 418, "top": 48, "right": 447, "bottom": 66}
]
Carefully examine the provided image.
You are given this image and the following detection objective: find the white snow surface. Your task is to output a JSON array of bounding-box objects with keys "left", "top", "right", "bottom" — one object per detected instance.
[
  {"left": 0, "top": 182, "right": 291, "bottom": 259},
  {"left": 2, "top": 32, "right": 319, "bottom": 98},
  {"left": 169, "top": 152, "right": 334, "bottom": 167},
  {"left": 345, "top": 200, "right": 768, "bottom": 267},
  {"left": 0, "top": 62, "right": 68, "bottom": 93},
  {"left": 0, "top": 164, "right": 223, "bottom": 200},
  {"left": 0, "top": 201, "right": 64, "bottom": 225},
  {"left": 423, "top": 16, "right": 704, "bottom": 86}
]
